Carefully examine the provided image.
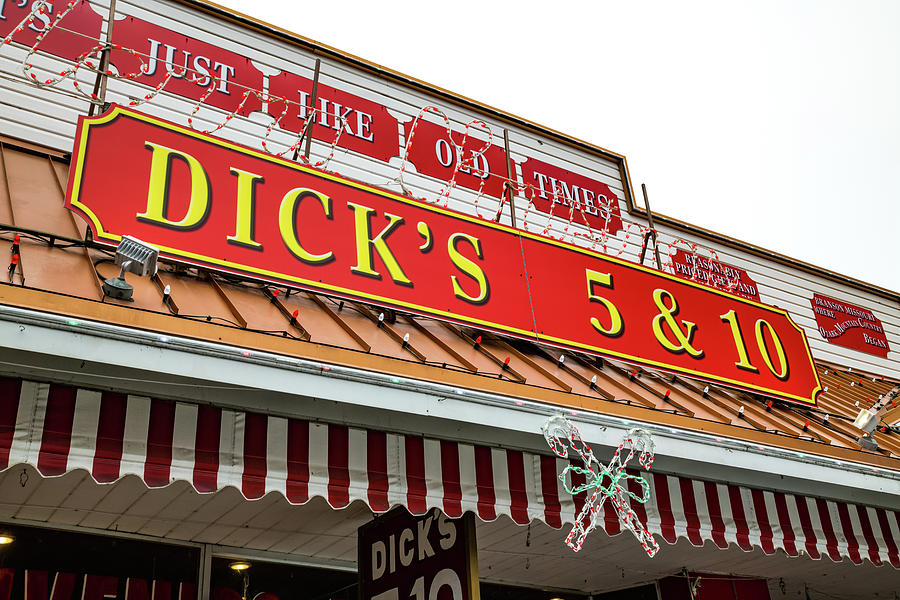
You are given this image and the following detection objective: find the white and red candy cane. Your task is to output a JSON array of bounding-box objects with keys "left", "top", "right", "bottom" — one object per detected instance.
[
  {"left": 6, "top": 0, "right": 81, "bottom": 87},
  {"left": 542, "top": 415, "right": 659, "bottom": 556},
  {"left": 3, "top": 0, "right": 75, "bottom": 48}
]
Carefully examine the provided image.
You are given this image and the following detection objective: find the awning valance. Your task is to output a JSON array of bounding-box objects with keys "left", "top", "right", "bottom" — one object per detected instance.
[{"left": 1, "top": 376, "right": 897, "bottom": 568}]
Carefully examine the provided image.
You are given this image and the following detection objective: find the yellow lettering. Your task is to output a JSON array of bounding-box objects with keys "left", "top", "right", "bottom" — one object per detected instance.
[
  {"left": 138, "top": 141, "right": 210, "bottom": 230},
  {"left": 720, "top": 309, "right": 759, "bottom": 372},
  {"left": 651, "top": 288, "right": 703, "bottom": 358},
  {"left": 755, "top": 319, "right": 789, "bottom": 380},
  {"left": 226, "top": 167, "right": 264, "bottom": 249},
  {"left": 278, "top": 188, "right": 334, "bottom": 264},
  {"left": 585, "top": 269, "right": 623, "bottom": 337},
  {"left": 417, "top": 221, "right": 433, "bottom": 252},
  {"left": 448, "top": 233, "right": 489, "bottom": 305},
  {"left": 347, "top": 202, "right": 411, "bottom": 286}
]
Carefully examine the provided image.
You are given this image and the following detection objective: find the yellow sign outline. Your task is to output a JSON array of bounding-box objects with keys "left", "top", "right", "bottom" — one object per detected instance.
[{"left": 66, "top": 105, "right": 821, "bottom": 405}]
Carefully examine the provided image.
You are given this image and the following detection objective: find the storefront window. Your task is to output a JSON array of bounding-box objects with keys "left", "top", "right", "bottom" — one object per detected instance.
[
  {"left": 0, "top": 524, "right": 199, "bottom": 600},
  {"left": 211, "top": 559, "right": 356, "bottom": 600},
  {"left": 479, "top": 583, "right": 589, "bottom": 600}
]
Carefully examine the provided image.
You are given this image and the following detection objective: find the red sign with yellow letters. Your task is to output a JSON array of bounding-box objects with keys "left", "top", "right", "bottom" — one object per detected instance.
[{"left": 65, "top": 107, "right": 821, "bottom": 405}]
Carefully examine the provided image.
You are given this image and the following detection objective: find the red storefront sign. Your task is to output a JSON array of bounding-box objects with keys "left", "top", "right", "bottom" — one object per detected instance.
[
  {"left": 519, "top": 157, "right": 623, "bottom": 234},
  {"left": 669, "top": 250, "right": 760, "bottom": 301},
  {"left": 65, "top": 106, "right": 821, "bottom": 405},
  {"left": 810, "top": 294, "right": 890, "bottom": 357},
  {"left": 401, "top": 118, "right": 511, "bottom": 199},
  {"left": 0, "top": 0, "right": 101, "bottom": 61},
  {"left": 111, "top": 15, "right": 263, "bottom": 114},
  {"left": 268, "top": 71, "right": 399, "bottom": 162},
  {"left": 109, "top": 14, "right": 399, "bottom": 161},
  {"left": 358, "top": 509, "right": 479, "bottom": 600}
]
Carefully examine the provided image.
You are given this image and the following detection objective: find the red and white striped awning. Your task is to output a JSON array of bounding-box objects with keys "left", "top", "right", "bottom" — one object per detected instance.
[{"left": 1, "top": 376, "right": 898, "bottom": 568}]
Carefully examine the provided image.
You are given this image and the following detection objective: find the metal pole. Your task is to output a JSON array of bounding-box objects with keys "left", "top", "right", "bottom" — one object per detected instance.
[
  {"left": 683, "top": 567, "right": 695, "bottom": 600},
  {"left": 197, "top": 543, "right": 212, "bottom": 600},
  {"left": 295, "top": 58, "right": 321, "bottom": 162},
  {"left": 503, "top": 129, "right": 517, "bottom": 227},
  {"left": 88, "top": 0, "right": 117, "bottom": 116},
  {"left": 641, "top": 183, "right": 663, "bottom": 270}
]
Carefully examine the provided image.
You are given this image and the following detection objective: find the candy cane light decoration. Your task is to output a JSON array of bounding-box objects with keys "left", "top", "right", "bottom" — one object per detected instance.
[{"left": 542, "top": 415, "right": 659, "bottom": 556}]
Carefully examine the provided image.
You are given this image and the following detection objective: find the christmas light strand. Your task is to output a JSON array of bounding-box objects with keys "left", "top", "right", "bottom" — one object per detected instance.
[
  {"left": 488, "top": 170, "right": 635, "bottom": 253},
  {"left": 531, "top": 180, "right": 619, "bottom": 251},
  {"left": 258, "top": 97, "right": 348, "bottom": 169},
  {"left": 397, "top": 106, "right": 492, "bottom": 212},
  {"left": 5, "top": 2, "right": 734, "bottom": 276},
  {"left": 3, "top": 0, "right": 165, "bottom": 105},
  {"left": 1, "top": 0, "right": 348, "bottom": 169},
  {"left": 4, "top": 0, "right": 82, "bottom": 87},
  {"left": 542, "top": 415, "right": 659, "bottom": 556},
  {"left": 658, "top": 237, "right": 741, "bottom": 294}
]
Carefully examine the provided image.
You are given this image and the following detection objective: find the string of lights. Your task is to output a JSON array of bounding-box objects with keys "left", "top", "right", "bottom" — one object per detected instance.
[
  {"left": 397, "top": 105, "right": 492, "bottom": 211},
  {"left": 1, "top": 0, "right": 349, "bottom": 169},
  {"left": 542, "top": 415, "right": 659, "bottom": 556},
  {"left": 3, "top": 0, "right": 745, "bottom": 290}
]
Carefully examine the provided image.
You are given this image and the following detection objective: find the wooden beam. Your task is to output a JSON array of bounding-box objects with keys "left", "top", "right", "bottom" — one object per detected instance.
[
  {"left": 437, "top": 322, "right": 526, "bottom": 383},
  {"left": 206, "top": 273, "right": 247, "bottom": 328},
  {"left": 490, "top": 338, "right": 571, "bottom": 392},
  {"left": 400, "top": 314, "right": 478, "bottom": 372},
  {"left": 151, "top": 271, "right": 179, "bottom": 314},
  {"left": 260, "top": 285, "right": 311, "bottom": 341},
  {"left": 304, "top": 292, "right": 370, "bottom": 352},
  {"left": 352, "top": 303, "right": 427, "bottom": 362}
]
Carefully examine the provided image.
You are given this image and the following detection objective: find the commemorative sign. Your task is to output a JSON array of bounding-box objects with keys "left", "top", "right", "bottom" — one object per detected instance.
[
  {"left": 810, "top": 294, "right": 890, "bottom": 358},
  {"left": 358, "top": 508, "right": 479, "bottom": 600},
  {"left": 65, "top": 106, "right": 822, "bottom": 405}
]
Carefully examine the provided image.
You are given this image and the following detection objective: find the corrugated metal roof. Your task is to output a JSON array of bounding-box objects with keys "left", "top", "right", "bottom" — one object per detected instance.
[{"left": 1, "top": 138, "right": 898, "bottom": 467}]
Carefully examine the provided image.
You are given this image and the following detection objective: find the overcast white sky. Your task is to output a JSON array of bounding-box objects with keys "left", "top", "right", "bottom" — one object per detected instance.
[{"left": 215, "top": 0, "right": 900, "bottom": 293}]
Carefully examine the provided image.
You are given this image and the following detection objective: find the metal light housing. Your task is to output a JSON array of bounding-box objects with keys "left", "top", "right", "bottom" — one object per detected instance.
[
  {"left": 115, "top": 235, "right": 159, "bottom": 276},
  {"left": 102, "top": 236, "right": 159, "bottom": 300},
  {"left": 854, "top": 408, "right": 880, "bottom": 451}
]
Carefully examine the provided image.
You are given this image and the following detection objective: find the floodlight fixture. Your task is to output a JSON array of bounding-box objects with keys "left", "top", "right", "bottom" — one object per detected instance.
[
  {"left": 116, "top": 235, "right": 159, "bottom": 276},
  {"left": 854, "top": 408, "right": 880, "bottom": 450},
  {"left": 102, "top": 236, "right": 159, "bottom": 300},
  {"left": 853, "top": 386, "right": 899, "bottom": 451},
  {"left": 853, "top": 409, "right": 877, "bottom": 433}
]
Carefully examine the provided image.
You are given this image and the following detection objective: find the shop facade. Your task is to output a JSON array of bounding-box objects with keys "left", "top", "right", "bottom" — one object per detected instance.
[{"left": 0, "top": 2, "right": 898, "bottom": 599}]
